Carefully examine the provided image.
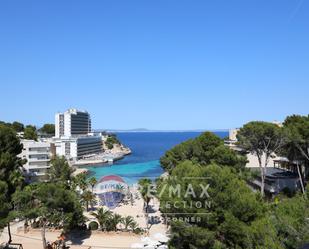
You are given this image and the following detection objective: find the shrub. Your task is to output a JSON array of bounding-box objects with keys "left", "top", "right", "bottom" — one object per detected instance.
[
  {"left": 88, "top": 221, "right": 99, "bottom": 230},
  {"left": 133, "top": 227, "right": 143, "bottom": 234}
]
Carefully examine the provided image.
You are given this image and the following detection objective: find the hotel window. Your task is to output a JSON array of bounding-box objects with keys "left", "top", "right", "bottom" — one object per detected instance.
[{"left": 65, "top": 142, "right": 71, "bottom": 155}]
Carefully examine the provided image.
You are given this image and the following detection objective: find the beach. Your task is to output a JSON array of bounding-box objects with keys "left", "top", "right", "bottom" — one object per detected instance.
[{"left": 0, "top": 186, "right": 167, "bottom": 249}]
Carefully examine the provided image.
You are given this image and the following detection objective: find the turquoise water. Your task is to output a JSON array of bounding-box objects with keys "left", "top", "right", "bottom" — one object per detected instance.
[
  {"left": 88, "top": 160, "right": 162, "bottom": 185},
  {"left": 88, "top": 131, "right": 228, "bottom": 185}
]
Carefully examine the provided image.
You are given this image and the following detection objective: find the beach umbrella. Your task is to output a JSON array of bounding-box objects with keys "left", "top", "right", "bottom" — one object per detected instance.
[
  {"left": 143, "top": 245, "right": 155, "bottom": 249},
  {"left": 147, "top": 241, "right": 161, "bottom": 246},
  {"left": 153, "top": 233, "right": 169, "bottom": 243},
  {"left": 131, "top": 243, "right": 144, "bottom": 248},
  {"left": 141, "top": 237, "right": 160, "bottom": 247}
]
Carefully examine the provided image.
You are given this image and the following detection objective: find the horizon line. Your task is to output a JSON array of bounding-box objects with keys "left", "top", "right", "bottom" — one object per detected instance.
[{"left": 94, "top": 128, "right": 230, "bottom": 133}]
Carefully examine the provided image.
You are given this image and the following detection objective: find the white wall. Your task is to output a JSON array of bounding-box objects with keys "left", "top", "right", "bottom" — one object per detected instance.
[
  {"left": 64, "top": 112, "right": 72, "bottom": 137},
  {"left": 19, "top": 140, "right": 51, "bottom": 181},
  {"left": 245, "top": 152, "right": 279, "bottom": 168}
]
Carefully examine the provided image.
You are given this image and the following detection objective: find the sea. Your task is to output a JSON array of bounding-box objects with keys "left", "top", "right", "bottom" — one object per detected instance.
[{"left": 87, "top": 131, "right": 228, "bottom": 185}]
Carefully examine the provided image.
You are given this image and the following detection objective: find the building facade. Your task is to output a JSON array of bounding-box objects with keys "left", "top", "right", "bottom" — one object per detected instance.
[
  {"left": 54, "top": 136, "right": 102, "bottom": 160},
  {"left": 228, "top": 128, "right": 240, "bottom": 142},
  {"left": 53, "top": 108, "right": 103, "bottom": 161},
  {"left": 55, "top": 108, "right": 91, "bottom": 138},
  {"left": 20, "top": 140, "right": 51, "bottom": 182}
]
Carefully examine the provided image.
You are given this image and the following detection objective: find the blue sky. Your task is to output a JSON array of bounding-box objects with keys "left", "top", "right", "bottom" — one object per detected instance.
[{"left": 0, "top": 0, "right": 308, "bottom": 130}]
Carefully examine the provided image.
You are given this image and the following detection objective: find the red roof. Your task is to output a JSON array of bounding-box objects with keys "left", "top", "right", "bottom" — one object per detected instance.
[{"left": 99, "top": 175, "right": 125, "bottom": 184}]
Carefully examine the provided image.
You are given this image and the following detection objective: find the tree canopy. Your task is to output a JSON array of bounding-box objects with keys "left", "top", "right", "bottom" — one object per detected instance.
[
  {"left": 158, "top": 126, "right": 309, "bottom": 249},
  {"left": 12, "top": 121, "right": 24, "bottom": 132},
  {"left": 48, "top": 156, "right": 73, "bottom": 185},
  {"left": 237, "top": 121, "right": 286, "bottom": 196},
  {"left": 104, "top": 134, "right": 121, "bottom": 150},
  {"left": 23, "top": 125, "right": 38, "bottom": 141},
  {"left": 160, "top": 132, "right": 247, "bottom": 173},
  {"left": 13, "top": 182, "right": 85, "bottom": 230},
  {"left": 0, "top": 121, "right": 24, "bottom": 132},
  {"left": 39, "top": 123, "right": 55, "bottom": 135},
  {"left": 0, "top": 124, "right": 25, "bottom": 232},
  {"left": 282, "top": 115, "right": 309, "bottom": 163},
  {"left": 158, "top": 162, "right": 283, "bottom": 249},
  {"left": 0, "top": 181, "right": 10, "bottom": 228}
]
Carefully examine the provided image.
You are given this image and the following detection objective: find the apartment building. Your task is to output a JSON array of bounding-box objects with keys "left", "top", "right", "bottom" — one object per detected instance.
[{"left": 20, "top": 139, "right": 51, "bottom": 182}]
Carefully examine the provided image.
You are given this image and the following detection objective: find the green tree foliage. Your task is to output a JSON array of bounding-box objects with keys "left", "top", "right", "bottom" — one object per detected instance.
[
  {"left": 246, "top": 217, "right": 283, "bottom": 249},
  {"left": 73, "top": 173, "right": 88, "bottom": 191},
  {"left": 13, "top": 183, "right": 85, "bottom": 229},
  {"left": 0, "top": 181, "right": 10, "bottom": 228},
  {"left": 12, "top": 182, "right": 85, "bottom": 248},
  {"left": 11, "top": 184, "right": 37, "bottom": 216},
  {"left": 0, "top": 121, "right": 24, "bottom": 132},
  {"left": 138, "top": 178, "right": 153, "bottom": 212},
  {"left": 107, "top": 213, "right": 123, "bottom": 231},
  {"left": 88, "top": 177, "right": 97, "bottom": 193},
  {"left": 91, "top": 207, "right": 112, "bottom": 231},
  {"left": 159, "top": 162, "right": 283, "bottom": 249},
  {"left": 88, "top": 221, "right": 99, "bottom": 230},
  {"left": 39, "top": 123, "right": 55, "bottom": 135},
  {"left": 0, "top": 124, "right": 25, "bottom": 230},
  {"left": 105, "top": 134, "right": 120, "bottom": 150},
  {"left": 272, "top": 190, "right": 309, "bottom": 249},
  {"left": 48, "top": 156, "right": 73, "bottom": 185},
  {"left": 237, "top": 121, "right": 286, "bottom": 196},
  {"left": 0, "top": 121, "right": 11, "bottom": 127},
  {"left": 0, "top": 124, "right": 23, "bottom": 156},
  {"left": 129, "top": 220, "right": 142, "bottom": 234},
  {"left": 23, "top": 125, "right": 38, "bottom": 141},
  {"left": 281, "top": 115, "right": 309, "bottom": 194},
  {"left": 159, "top": 122, "right": 309, "bottom": 249},
  {"left": 12, "top": 121, "right": 24, "bottom": 132},
  {"left": 160, "top": 132, "right": 247, "bottom": 173},
  {"left": 122, "top": 215, "right": 135, "bottom": 231},
  {"left": 81, "top": 190, "right": 96, "bottom": 211},
  {"left": 91, "top": 209, "right": 140, "bottom": 233}
]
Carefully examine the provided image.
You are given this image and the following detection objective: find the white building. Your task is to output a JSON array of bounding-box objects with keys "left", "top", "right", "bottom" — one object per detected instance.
[
  {"left": 54, "top": 136, "right": 102, "bottom": 160},
  {"left": 229, "top": 128, "right": 240, "bottom": 142},
  {"left": 20, "top": 139, "right": 51, "bottom": 182},
  {"left": 55, "top": 108, "right": 91, "bottom": 138},
  {"left": 53, "top": 108, "right": 103, "bottom": 161}
]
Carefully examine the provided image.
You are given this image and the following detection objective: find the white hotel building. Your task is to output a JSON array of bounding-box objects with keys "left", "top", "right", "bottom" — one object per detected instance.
[
  {"left": 55, "top": 108, "right": 91, "bottom": 138},
  {"left": 54, "top": 108, "right": 103, "bottom": 161},
  {"left": 19, "top": 109, "right": 103, "bottom": 182}
]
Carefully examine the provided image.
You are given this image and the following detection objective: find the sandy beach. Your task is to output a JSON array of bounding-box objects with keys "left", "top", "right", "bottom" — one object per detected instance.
[{"left": 0, "top": 186, "right": 167, "bottom": 249}]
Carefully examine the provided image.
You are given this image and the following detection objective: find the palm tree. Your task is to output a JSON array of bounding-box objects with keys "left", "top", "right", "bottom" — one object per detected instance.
[
  {"left": 74, "top": 173, "right": 88, "bottom": 191},
  {"left": 91, "top": 207, "right": 112, "bottom": 231},
  {"left": 88, "top": 177, "right": 97, "bottom": 193},
  {"left": 108, "top": 214, "right": 123, "bottom": 231},
  {"left": 82, "top": 190, "right": 96, "bottom": 211},
  {"left": 122, "top": 216, "right": 135, "bottom": 231},
  {"left": 129, "top": 221, "right": 140, "bottom": 233},
  {"left": 138, "top": 178, "right": 152, "bottom": 212},
  {"left": 9, "top": 170, "right": 25, "bottom": 189},
  {"left": 138, "top": 178, "right": 153, "bottom": 232}
]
